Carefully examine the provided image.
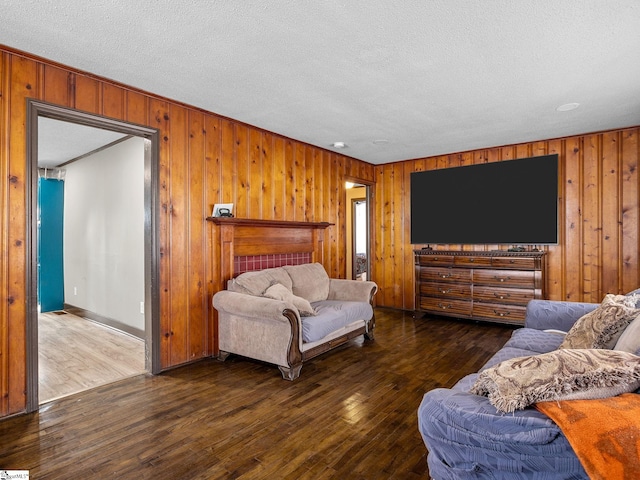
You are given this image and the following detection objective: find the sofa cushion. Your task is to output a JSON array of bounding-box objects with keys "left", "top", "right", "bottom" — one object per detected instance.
[
  {"left": 480, "top": 346, "right": 545, "bottom": 371},
  {"left": 301, "top": 300, "right": 373, "bottom": 343},
  {"left": 525, "top": 299, "right": 599, "bottom": 332},
  {"left": 470, "top": 349, "right": 640, "bottom": 413},
  {"left": 230, "top": 267, "right": 293, "bottom": 296},
  {"left": 283, "top": 263, "right": 330, "bottom": 303},
  {"left": 503, "top": 328, "right": 566, "bottom": 354},
  {"left": 262, "top": 283, "right": 316, "bottom": 317},
  {"left": 614, "top": 312, "right": 640, "bottom": 354},
  {"left": 479, "top": 330, "right": 566, "bottom": 374},
  {"left": 559, "top": 294, "right": 639, "bottom": 349}
]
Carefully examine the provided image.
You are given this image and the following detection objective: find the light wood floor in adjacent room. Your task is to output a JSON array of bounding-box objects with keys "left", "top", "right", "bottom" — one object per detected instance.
[
  {"left": 3, "top": 308, "right": 515, "bottom": 479},
  {"left": 38, "top": 311, "right": 146, "bottom": 403}
]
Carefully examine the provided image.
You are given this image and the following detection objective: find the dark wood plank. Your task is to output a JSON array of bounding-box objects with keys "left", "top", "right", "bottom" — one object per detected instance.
[{"left": 0, "top": 308, "right": 515, "bottom": 479}]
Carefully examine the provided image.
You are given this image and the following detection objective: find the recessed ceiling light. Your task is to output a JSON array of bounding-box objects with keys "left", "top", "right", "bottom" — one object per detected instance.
[
  {"left": 331, "top": 141, "right": 347, "bottom": 148},
  {"left": 556, "top": 103, "right": 580, "bottom": 112}
]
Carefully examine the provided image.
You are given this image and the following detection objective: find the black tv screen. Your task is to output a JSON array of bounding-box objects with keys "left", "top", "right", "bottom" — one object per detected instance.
[{"left": 410, "top": 154, "right": 558, "bottom": 245}]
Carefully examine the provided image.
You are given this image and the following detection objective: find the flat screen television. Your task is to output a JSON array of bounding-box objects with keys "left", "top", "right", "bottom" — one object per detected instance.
[{"left": 410, "top": 154, "right": 558, "bottom": 245}]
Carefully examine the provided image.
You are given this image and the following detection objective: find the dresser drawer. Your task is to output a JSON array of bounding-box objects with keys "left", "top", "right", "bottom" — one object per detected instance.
[
  {"left": 491, "top": 256, "right": 538, "bottom": 270},
  {"left": 419, "top": 267, "right": 472, "bottom": 283},
  {"left": 454, "top": 255, "right": 492, "bottom": 268},
  {"left": 416, "top": 254, "right": 454, "bottom": 267},
  {"left": 473, "top": 269, "right": 536, "bottom": 288},
  {"left": 418, "top": 297, "right": 472, "bottom": 317},
  {"left": 472, "top": 303, "right": 527, "bottom": 324},
  {"left": 420, "top": 282, "right": 472, "bottom": 299},
  {"left": 472, "top": 286, "right": 535, "bottom": 305}
]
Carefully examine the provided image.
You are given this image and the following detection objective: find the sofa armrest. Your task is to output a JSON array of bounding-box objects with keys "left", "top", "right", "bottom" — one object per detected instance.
[
  {"left": 327, "top": 279, "right": 377, "bottom": 303},
  {"left": 213, "top": 290, "right": 303, "bottom": 369},
  {"left": 418, "top": 387, "right": 586, "bottom": 478},
  {"left": 213, "top": 290, "right": 300, "bottom": 322},
  {"left": 524, "top": 299, "right": 599, "bottom": 332}
]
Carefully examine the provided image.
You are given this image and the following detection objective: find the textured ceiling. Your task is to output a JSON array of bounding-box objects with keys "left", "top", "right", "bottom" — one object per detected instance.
[{"left": 3, "top": 0, "right": 640, "bottom": 164}]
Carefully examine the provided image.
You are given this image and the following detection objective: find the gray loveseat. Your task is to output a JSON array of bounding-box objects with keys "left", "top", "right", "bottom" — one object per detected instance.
[
  {"left": 418, "top": 291, "right": 640, "bottom": 479},
  {"left": 213, "top": 263, "right": 377, "bottom": 380}
]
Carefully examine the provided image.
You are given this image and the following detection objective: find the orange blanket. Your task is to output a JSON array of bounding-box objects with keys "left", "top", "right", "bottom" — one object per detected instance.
[{"left": 535, "top": 393, "right": 640, "bottom": 480}]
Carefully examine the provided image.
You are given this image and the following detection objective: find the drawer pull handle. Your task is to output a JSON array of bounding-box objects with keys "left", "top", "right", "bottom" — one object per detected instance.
[
  {"left": 440, "top": 273, "right": 452, "bottom": 279},
  {"left": 494, "top": 293, "right": 510, "bottom": 299},
  {"left": 437, "top": 303, "right": 452, "bottom": 310},
  {"left": 494, "top": 276, "right": 511, "bottom": 282},
  {"left": 494, "top": 310, "right": 511, "bottom": 317},
  {"left": 440, "top": 288, "right": 452, "bottom": 294},
  {"left": 469, "top": 258, "right": 474, "bottom": 262}
]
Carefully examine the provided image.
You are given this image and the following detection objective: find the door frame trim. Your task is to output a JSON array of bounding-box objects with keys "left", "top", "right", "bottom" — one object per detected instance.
[
  {"left": 351, "top": 197, "right": 367, "bottom": 280},
  {"left": 26, "top": 100, "right": 162, "bottom": 412}
]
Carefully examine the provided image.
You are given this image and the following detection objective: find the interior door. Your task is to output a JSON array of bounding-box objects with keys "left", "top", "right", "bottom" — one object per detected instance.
[{"left": 37, "top": 175, "right": 65, "bottom": 312}]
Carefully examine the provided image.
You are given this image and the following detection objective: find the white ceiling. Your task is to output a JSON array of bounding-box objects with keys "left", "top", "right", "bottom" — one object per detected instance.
[
  {"left": 3, "top": 1, "right": 640, "bottom": 165},
  {"left": 38, "top": 118, "right": 128, "bottom": 168}
]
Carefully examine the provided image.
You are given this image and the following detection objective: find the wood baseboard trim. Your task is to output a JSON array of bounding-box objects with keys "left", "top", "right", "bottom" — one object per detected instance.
[{"left": 63, "top": 304, "right": 145, "bottom": 339}]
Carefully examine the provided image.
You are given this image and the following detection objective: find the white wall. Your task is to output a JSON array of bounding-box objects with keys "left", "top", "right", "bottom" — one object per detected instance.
[{"left": 63, "top": 136, "right": 145, "bottom": 331}]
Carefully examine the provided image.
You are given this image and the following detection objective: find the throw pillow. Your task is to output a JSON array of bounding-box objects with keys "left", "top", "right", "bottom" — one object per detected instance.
[
  {"left": 470, "top": 349, "right": 640, "bottom": 413},
  {"left": 231, "top": 267, "right": 293, "bottom": 296},
  {"left": 558, "top": 294, "right": 640, "bottom": 349},
  {"left": 626, "top": 290, "right": 640, "bottom": 307},
  {"left": 283, "top": 263, "right": 330, "bottom": 303},
  {"left": 614, "top": 312, "right": 640, "bottom": 354},
  {"left": 263, "top": 283, "right": 317, "bottom": 317}
]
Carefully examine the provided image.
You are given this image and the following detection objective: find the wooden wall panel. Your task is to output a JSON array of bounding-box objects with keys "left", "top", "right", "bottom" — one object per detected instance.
[
  {"left": 42, "top": 64, "right": 71, "bottom": 106},
  {"left": 546, "top": 138, "right": 563, "bottom": 300},
  {"left": 601, "top": 132, "right": 620, "bottom": 294},
  {"left": 74, "top": 75, "right": 101, "bottom": 114},
  {"left": 374, "top": 127, "right": 640, "bottom": 310},
  {"left": 101, "top": 83, "right": 124, "bottom": 119},
  {"left": 6, "top": 54, "right": 38, "bottom": 415},
  {"left": 621, "top": 129, "right": 639, "bottom": 292},
  {"left": 0, "top": 46, "right": 374, "bottom": 417},
  {"left": 0, "top": 51, "right": 9, "bottom": 417},
  {"left": 187, "top": 111, "right": 206, "bottom": 360},
  {"left": 167, "top": 104, "right": 190, "bottom": 367},
  {"left": 249, "top": 129, "right": 263, "bottom": 217},
  {"left": 124, "top": 90, "right": 148, "bottom": 126},
  {"left": 149, "top": 98, "right": 172, "bottom": 369},
  {"left": 234, "top": 125, "right": 249, "bottom": 219},
  {"left": 564, "top": 137, "right": 584, "bottom": 302},
  {"left": 272, "top": 137, "right": 286, "bottom": 219},
  {"left": 204, "top": 114, "right": 222, "bottom": 355}
]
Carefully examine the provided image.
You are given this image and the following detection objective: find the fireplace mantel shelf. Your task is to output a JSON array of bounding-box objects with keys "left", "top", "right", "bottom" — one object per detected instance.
[{"left": 206, "top": 217, "right": 333, "bottom": 229}]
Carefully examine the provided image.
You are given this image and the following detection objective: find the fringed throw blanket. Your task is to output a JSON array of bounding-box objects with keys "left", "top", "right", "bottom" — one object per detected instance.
[{"left": 535, "top": 393, "right": 640, "bottom": 480}]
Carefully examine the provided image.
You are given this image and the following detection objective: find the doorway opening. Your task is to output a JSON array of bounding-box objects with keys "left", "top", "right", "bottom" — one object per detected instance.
[
  {"left": 26, "top": 101, "right": 161, "bottom": 412},
  {"left": 345, "top": 181, "right": 372, "bottom": 281}
]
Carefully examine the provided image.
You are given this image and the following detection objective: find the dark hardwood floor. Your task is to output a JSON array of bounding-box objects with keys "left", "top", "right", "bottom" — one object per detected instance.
[{"left": 0, "top": 308, "right": 515, "bottom": 479}]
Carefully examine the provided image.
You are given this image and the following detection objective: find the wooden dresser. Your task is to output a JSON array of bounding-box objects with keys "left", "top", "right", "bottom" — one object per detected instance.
[{"left": 414, "top": 250, "right": 546, "bottom": 326}]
